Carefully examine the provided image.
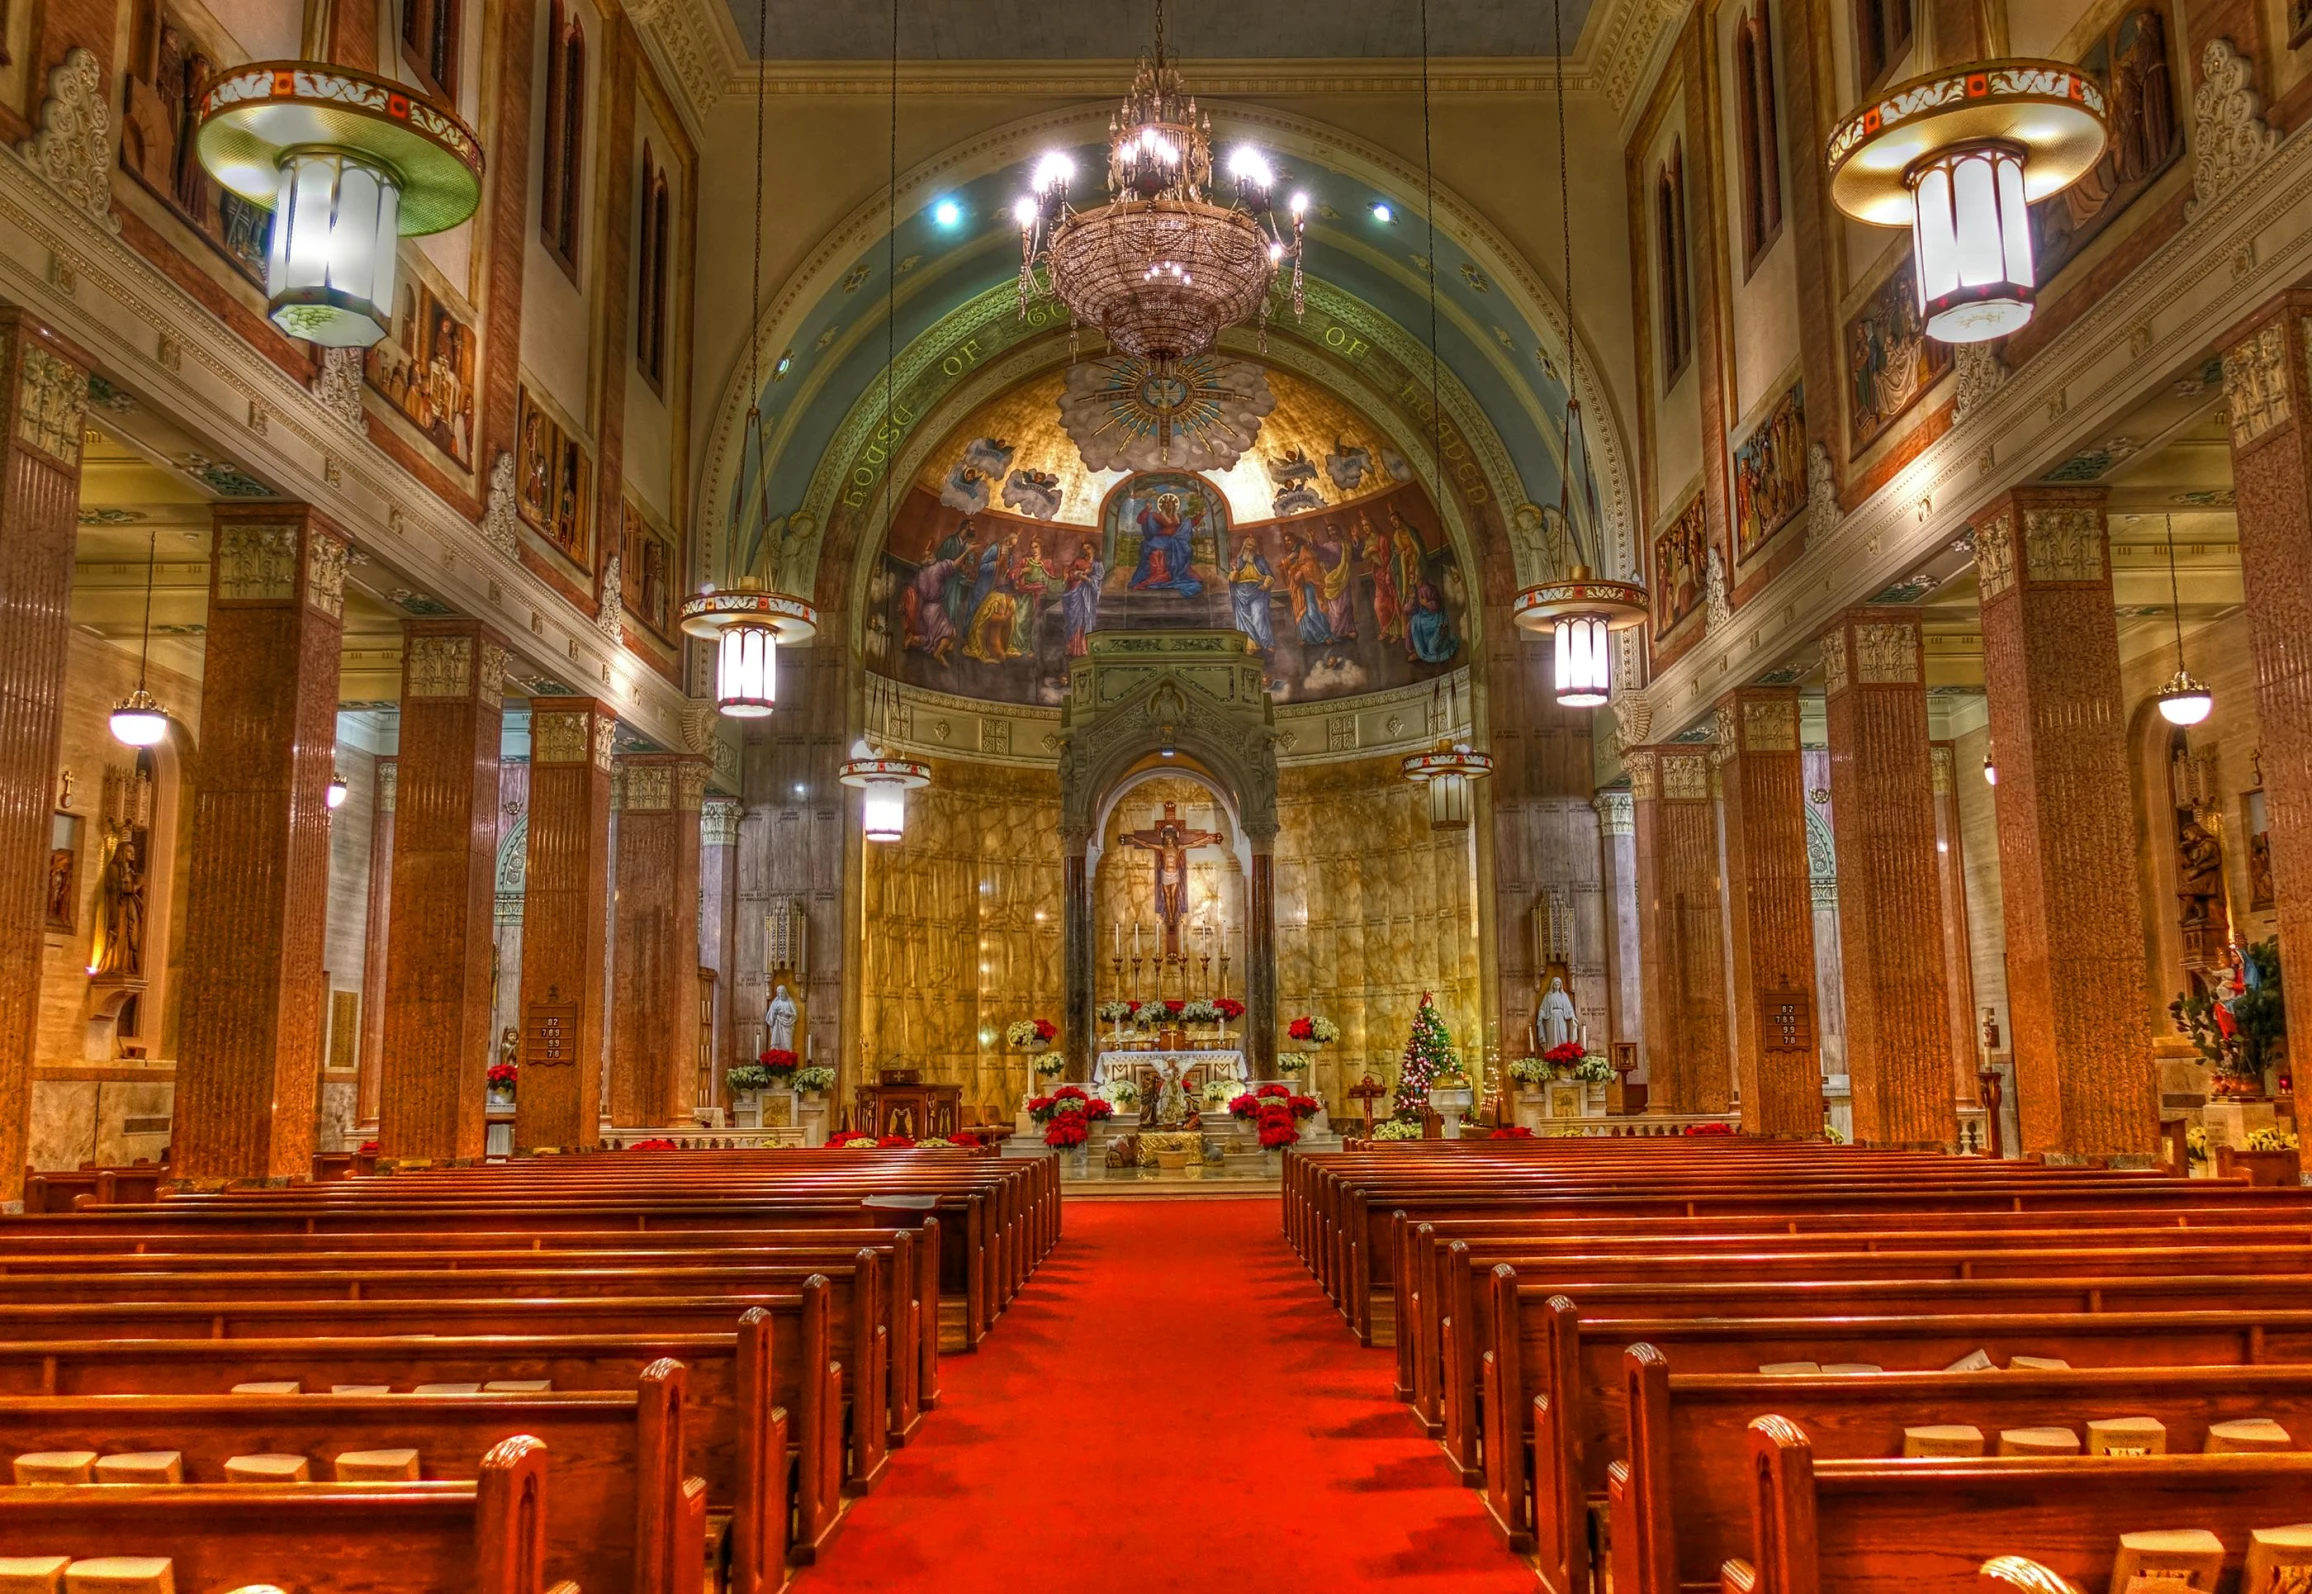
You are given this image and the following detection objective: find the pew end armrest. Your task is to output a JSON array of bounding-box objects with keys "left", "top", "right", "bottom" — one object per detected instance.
[{"left": 1721, "top": 1559, "right": 1757, "bottom": 1594}]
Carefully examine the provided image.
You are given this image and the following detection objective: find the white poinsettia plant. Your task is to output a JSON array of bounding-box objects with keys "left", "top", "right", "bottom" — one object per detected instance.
[
  {"left": 1370, "top": 1118, "right": 1423, "bottom": 1141},
  {"left": 793, "top": 1065, "right": 836, "bottom": 1094},
  {"left": 1507, "top": 1058, "right": 1550, "bottom": 1085},
  {"left": 1179, "top": 998, "right": 1222, "bottom": 1024},
  {"left": 1572, "top": 1056, "right": 1615, "bottom": 1083}
]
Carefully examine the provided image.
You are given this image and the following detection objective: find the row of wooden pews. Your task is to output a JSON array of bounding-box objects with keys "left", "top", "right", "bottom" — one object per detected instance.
[
  {"left": 0, "top": 1148, "right": 1056, "bottom": 1594},
  {"left": 1284, "top": 1138, "right": 2312, "bottom": 1594}
]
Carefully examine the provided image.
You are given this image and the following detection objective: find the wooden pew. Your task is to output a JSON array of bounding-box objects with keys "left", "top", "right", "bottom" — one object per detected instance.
[
  {"left": 1620, "top": 1354, "right": 2312, "bottom": 1594},
  {"left": 0, "top": 1377, "right": 697, "bottom": 1594},
  {"left": 0, "top": 1434, "right": 598, "bottom": 1594},
  {"left": 1727, "top": 1416, "right": 2312, "bottom": 1594},
  {"left": 0, "top": 1326, "right": 795, "bottom": 1587}
]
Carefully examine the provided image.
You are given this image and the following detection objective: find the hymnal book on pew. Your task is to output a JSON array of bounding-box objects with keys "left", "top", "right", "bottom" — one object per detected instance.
[
  {"left": 1902, "top": 1424, "right": 1985, "bottom": 1457},
  {"left": 58, "top": 1559, "right": 174, "bottom": 1594},
  {"left": 2087, "top": 1417, "right": 2167, "bottom": 1457},
  {"left": 2207, "top": 1420, "right": 2295, "bottom": 1455},
  {"left": 2109, "top": 1529, "right": 2225, "bottom": 1594},
  {"left": 2010, "top": 1356, "right": 2071, "bottom": 1371},
  {"left": 1947, "top": 1349, "right": 1998, "bottom": 1372},
  {"left": 1759, "top": 1361, "right": 1821, "bottom": 1376},
  {"left": 1998, "top": 1427, "right": 2082, "bottom": 1456},
  {"left": 2242, "top": 1524, "right": 2312, "bottom": 1594},
  {"left": 0, "top": 1554, "right": 70, "bottom": 1594}
]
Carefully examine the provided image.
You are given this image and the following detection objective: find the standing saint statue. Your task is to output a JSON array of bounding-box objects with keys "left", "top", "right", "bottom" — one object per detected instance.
[
  {"left": 1536, "top": 976, "right": 1581, "bottom": 1053},
  {"left": 1119, "top": 801, "right": 1222, "bottom": 958},
  {"left": 764, "top": 984, "right": 799, "bottom": 1054}
]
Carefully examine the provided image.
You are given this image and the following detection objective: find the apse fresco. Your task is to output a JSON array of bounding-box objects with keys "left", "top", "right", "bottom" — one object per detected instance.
[
  {"left": 872, "top": 473, "right": 1465, "bottom": 705},
  {"left": 865, "top": 363, "right": 1466, "bottom": 705}
]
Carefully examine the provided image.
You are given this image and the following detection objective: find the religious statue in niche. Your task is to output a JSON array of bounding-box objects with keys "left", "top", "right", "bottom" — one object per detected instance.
[
  {"left": 2169, "top": 734, "right": 2232, "bottom": 971},
  {"left": 1652, "top": 493, "right": 1708, "bottom": 635},
  {"left": 2031, "top": 6, "right": 2179, "bottom": 287},
  {"left": 1120, "top": 803, "right": 1223, "bottom": 960},
  {"left": 86, "top": 762, "right": 153, "bottom": 981},
  {"left": 2246, "top": 752, "right": 2275, "bottom": 912},
  {"left": 1846, "top": 254, "right": 1953, "bottom": 456},
  {"left": 764, "top": 985, "right": 800, "bottom": 1055},
  {"left": 1733, "top": 383, "right": 1807, "bottom": 561},
  {"left": 1535, "top": 976, "right": 1582, "bottom": 1053}
]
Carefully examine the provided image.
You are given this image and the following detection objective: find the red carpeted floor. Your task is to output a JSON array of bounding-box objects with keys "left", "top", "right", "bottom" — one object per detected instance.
[{"left": 797, "top": 1196, "right": 1537, "bottom": 1593}]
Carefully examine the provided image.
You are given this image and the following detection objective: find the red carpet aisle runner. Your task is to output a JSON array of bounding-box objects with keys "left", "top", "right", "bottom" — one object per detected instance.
[{"left": 798, "top": 1197, "right": 1535, "bottom": 1593}]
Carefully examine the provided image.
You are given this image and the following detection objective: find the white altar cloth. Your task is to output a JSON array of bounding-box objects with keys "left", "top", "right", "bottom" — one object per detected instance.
[{"left": 1093, "top": 1049, "right": 1246, "bottom": 1087}]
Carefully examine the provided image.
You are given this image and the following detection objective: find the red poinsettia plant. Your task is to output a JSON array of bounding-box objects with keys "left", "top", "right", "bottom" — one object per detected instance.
[
  {"left": 1542, "top": 1041, "right": 1588, "bottom": 1068},
  {"left": 486, "top": 1061, "right": 518, "bottom": 1093},
  {"left": 759, "top": 1048, "right": 799, "bottom": 1073},
  {"left": 1683, "top": 1121, "right": 1735, "bottom": 1136},
  {"left": 1162, "top": 999, "right": 1186, "bottom": 1017},
  {"left": 629, "top": 1137, "right": 678, "bottom": 1151},
  {"left": 1027, "top": 1084, "right": 1111, "bottom": 1148},
  {"left": 1490, "top": 1124, "right": 1536, "bottom": 1139},
  {"left": 1214, "top": 997, "right": 1246, "bottom": 1021},
  {"left": 827, "top": 1129, "right": 881, "bottom": 1148},
  {"left": 1256, "top": 1105, "right": 1301, "bottom": 1149}
]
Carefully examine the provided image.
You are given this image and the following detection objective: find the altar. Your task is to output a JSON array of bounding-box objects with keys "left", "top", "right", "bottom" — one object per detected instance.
[{"left": 1092, "top": 1049, "right": 1245, "bottom": 1090}]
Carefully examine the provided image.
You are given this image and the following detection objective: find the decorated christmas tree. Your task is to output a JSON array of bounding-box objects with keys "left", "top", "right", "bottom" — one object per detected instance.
[{"left": 1395, "top": 992, "right": 1456, "bottom": 1113}]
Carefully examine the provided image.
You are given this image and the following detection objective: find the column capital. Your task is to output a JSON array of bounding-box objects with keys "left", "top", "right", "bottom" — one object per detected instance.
[
  {"left": 700, "top": 797, "right": 743, "bottom": 848},
  {"left": 2217, "top": 288, "right": 2312, "bottom": 461},
  {"left": 527, "top": 696, "right": 617, "bottom": 771},
  {"left": 209, "top": 503, "right": 350, "bottom": 621},
  {"left": 1819, "top": 605, "right": 1923, "bottom": 698},
  {"left": 1592, "top": 788, "right": 1634, "bottom": 835},
  {"left": 614, "top": 751, "right": 710, "bottom": 813},
  {"left": 0, "top": 308, "right": 95, "bottom": 472},
  {"left": 400, "top": 617, "right": 510, "bottom": 707},
  {"left": 1970, "top": 485, "right": 2109, "bottom": 608},
  {"left": 1624, "top": 743, "right": 1713, "bottom": 803},
  {"left": 1713, "top": 683, "right": 1801, "bottom": 760}
]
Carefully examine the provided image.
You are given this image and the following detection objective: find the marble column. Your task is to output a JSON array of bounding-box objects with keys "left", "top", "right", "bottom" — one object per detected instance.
[
  {"left": 1929, "top": 744, "right": 1981, "bottom": 1107},
  {"left": 355, "top": 757, "right": 395, "bottom": 1130},
  {"left": 1246, "top": 839, "right": 1278, "bottom": 1081},
  {"left": 1973, "top": 487, "right": 2156, "bottom": 1159},
  {"left": 1061, "top": 831, "right": 1094, "bottom": 1084},
  {"left": 511, "top": 698, "right": 614, "bottom": 1150},
  {"left": 699, "top": 796, "right": 741, "bottom": 1110},
  {"left": 0, "top": 314, "right": 90, "bottom": 1206},
  {"left": 1714, "top": 686, "right": 1821, "bottom": 1137},
  {"left": 1627, "top": 745, "right": 1730, "bottom": 1115},
  {"left": 378, "top": 620, "right": 506, "bottom": 1161},
  {"left": 1820, "top": 607, "right": 1956, "bottom": 1148},
  {"left": 611, "top": 753, "right": 706, "bottom": 1128},
  {"left": 2219, "top": 297, "right": 2312, "bottom": 1136},
  {"left": 1593, "top": 790, "right": 1643, "bottom": 1076},
  {"left": 173, "top": 507, "right": 349, "bottom": 1182}
]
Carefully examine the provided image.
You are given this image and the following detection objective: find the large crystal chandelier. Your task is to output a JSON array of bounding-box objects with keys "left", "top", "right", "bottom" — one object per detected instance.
[{"left": 1014, "top": 0, "right": 1306, "bottom": 366}]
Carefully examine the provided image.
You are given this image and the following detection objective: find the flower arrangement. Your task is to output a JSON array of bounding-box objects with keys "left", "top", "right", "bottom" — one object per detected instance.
[
  {"left": 1683, "top": 1121, "right": 1735, "bottom": 1136},
  {"left": 1032, "top": 1054, "right": 1066, "bottom": 1078},
  {"left": 1027, "top": 1085, "right": 1113, "bottom": 1150},
  {"left": 2186, "top": 1123, "right": 2209, "bottom": 1166},
  {"left": 725, "top": 1063, "right": 773, "bottom": 1094},
  {"left": 1180, "top": 998, "right": 1222, "bottom": 1024},
  {"left": 2247, "top": 1125, "right": 2301, "bottom": 1152},
  {"left": 916, "top": 1137, "right": 962, "bottom": 1148},
  {"left": 827, "top": 1130, "right": 880, "bottom": 1149},
  {"left": 1572, "top": 1056, "right": 1615, "bottom": 1084},
  {"left": 1276, "top": 1055, "right": 1309, "bottom": 1075},
  {"left": 1823, "top": 1123, "right": 1848, "bottom": 1145},
  {"left": 1257, "top": 1106, "right": 1301, "bottom": 1150},
  {"left": 1104, "top": 1079, "right": 1141, "bottom": 1111},
  {"left": 1370, "top": 1117, "right": 1423, "bottom": 1142},
  {"left": 1006, "top": 1018, "right": 1058, "bottom": 1050},
  {"left": 1288, "top": 1015, "right": 1339, "bottom": 1047},
  {"left": 629, "top": 1137, "right": 678, "bottom": 1151},
  {"left": 1507, "top": 1058, "right": 1549, "bottom": 1086},
  {"left": 486, "top": 1061, "right": 518, "bottom": 1094},
  {"left": 1199, "top": 1076, "right": 1239, "bottom": 1108},
  {"left": 1096, "top": 999, "right": 1138, "bottom": 1024},
  {"left": 793, "top": 1065, "right": 836, "bottom": 1094},
  {"left": 1489, "top": 1125, "right": 1536, "bottom": 1139},
  {"left": 1214, "top": 997, "right": 1245, "bottom": 1021},
  {"left": 1226, "top": 1091, "right": 1262, "bottom": 1122}
]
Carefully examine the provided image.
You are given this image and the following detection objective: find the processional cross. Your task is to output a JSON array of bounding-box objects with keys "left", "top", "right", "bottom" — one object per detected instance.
[{"left": 1119, "top": 801, "right": 1222, "bottom": 959}]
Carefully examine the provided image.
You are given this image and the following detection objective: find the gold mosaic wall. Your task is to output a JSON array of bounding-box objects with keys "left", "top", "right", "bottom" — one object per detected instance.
[
  {"left": 855, "top": 761, "right": 1065, "bottom": 1113},
  {"left": 1273, "top": 755, "right": 1484, "bottom": 1109}
]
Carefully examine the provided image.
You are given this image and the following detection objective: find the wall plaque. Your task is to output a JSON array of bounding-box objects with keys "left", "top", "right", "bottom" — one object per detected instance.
[{"left": 526, "top": 993, "right": 579, "bottom": 1067}]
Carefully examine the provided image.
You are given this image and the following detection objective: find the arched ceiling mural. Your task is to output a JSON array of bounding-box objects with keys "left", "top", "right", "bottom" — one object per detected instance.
[{"left": 698, "top": 102, "right": 1638, "bottom": 608}]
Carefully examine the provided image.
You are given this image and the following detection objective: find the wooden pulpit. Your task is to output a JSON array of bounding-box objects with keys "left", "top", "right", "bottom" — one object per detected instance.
[{"left": 854, "top": 1068, "right": 961, "bottom": 1141}]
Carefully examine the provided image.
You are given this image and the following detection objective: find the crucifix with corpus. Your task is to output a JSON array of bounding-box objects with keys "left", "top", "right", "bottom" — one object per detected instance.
[{"left": 1120, "top": 801, "right": 1223, "bottom": 959}]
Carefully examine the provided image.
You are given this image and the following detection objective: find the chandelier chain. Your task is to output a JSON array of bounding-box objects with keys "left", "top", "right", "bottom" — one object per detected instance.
[
  {"left": 137, "top": 522, "right": 156, "bottom": 690},
  {"left": 2165, "top": 512, "right": 2187, "bottom": 668},
  {"left": 883, "top": 0, "right": 898, "bottom": 564},
  {"left": 748, "top": 0, "right": 766, "bottom": 413},
  {"left": 1420, "top": 0, "right": 1441, "bottom": 498}
]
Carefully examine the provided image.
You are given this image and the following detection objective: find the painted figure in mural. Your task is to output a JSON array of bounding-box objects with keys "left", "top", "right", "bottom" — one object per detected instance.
[
  {"left": 1130, "top": 491, "right": 1205, "bottom": 597},
  {"left": 1062, "top": 546, "right": 1105, "bottom": 655},
  {"left": 962, "top": 534, "right": 1024, "bottom": 664},
  {"left": 900, "top": 546, "right": 965, "bottom": 663},
  {"left": 1356, "top": 511, "right": 1406, "bottom": 644},
  {"left": 1291, "top": 522, "right": 1357, "bottom": 643},
  {"left": 1407, "top": 576, "right": 1458, "bottom": 663},
  {"left": 1226, "top": 536, "right": 1276, "bottom": 653},
  {"left": 1279, "top": 530, "right": 1333, "bottom": 647},
  {"left": 940, "top": 521, "right": 983, "bottom": 637},
  {"left": 1011, "top": 537, "right": 1060, "bottom": 655}
]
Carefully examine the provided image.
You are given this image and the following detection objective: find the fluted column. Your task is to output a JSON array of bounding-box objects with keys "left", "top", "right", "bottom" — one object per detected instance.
[
  {"left": 699, "top": 796, "right": 741, "bottom": 1109},
  {"left": 378, "top": 620, "right": 506, "bottom": 1161},
  {"left": 2219, "top": 296, "right": 2312, "bottom": 1137},
  {"left": 1246, "top": 836, "right": 1278, "bottom": 1082},
  {"left": 174, "top": 507, "right": 349, "bottom": 1182},
  {"left": 355, "top": 758, "right": 395, "bottom": 1130},
  {"left": 0, "top": 313, "right": 90, "bottom": 1207},
  {"left": 1715, "top": 686, "right": 1821, "bottom": 1137},
  {"left": 1061, "top": 831, "right": 1095, "bottom": 1085},
  {"left": 611, "top": 753, "right": 706, "bottom": 1127},
  {"left": 1973, "top": 487, "right": 2156, "bottom": 1159},
  {"left": 1627, "top": 745, "right": 1730, "bottom": 1114},
  {"left": 511, "top": 698, "right": 614, "bottom": 1150},
  {"left": 1820, "top": 607, "right": 1955, "bottom": 1148},
  {"left": 1593, "top": 790, "right": 1643, "bottom": 1075}
]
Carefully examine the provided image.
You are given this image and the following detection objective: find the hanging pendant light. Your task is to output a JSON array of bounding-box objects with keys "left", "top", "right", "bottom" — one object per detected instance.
[
  {"left": 1403, "top": 680, "right": 1493, "bottom": 829},
  {"left": 840, "top": 741, "right": 931, "bottom": 842},
  {"left": 682, "top": 0, "right": 818, "bottom": 715},
  {"left": 194, "top": 63, "right": 483, "bottom": 347},
  {"left": 110, "top": 525, "right": 169, "bottom": 747},
  {"left": 1827, "top": 63, "right": 2108, "bottom": 343},
  {"left": 1510, "top": 0, "right": 1649, "bottom": 702},
  {"left": 2155, "top": 513, "right": 2213, "bottom": 726},
  {"left": 326, "top": 772, "right": 350, "bottom": 809},
  {"left": 1983, "top": 751, "right": 1999, "bottom": 786}
]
